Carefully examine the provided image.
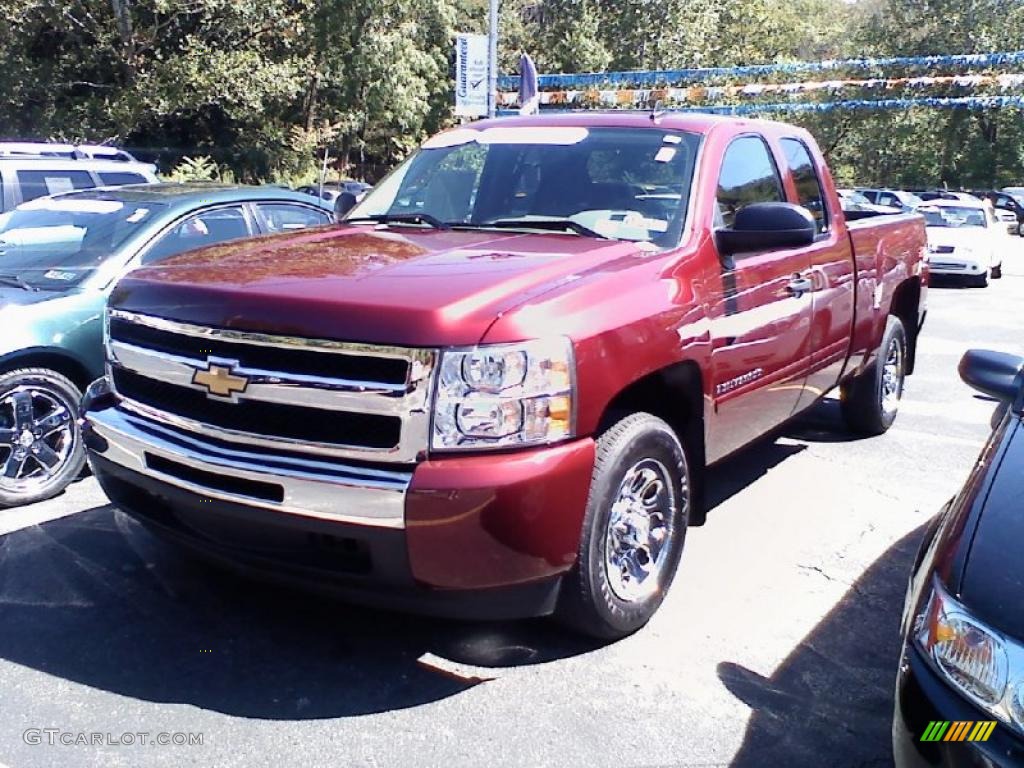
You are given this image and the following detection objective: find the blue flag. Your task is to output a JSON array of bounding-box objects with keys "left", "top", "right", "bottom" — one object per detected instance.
[{"left": 519, "top": 53, "right": 539, "bottom": 115}]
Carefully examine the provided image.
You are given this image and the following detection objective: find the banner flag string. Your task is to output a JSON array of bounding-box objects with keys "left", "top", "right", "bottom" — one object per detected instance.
[
  {"left": 497, "top": 94, "right": 1024, "bottom": 117},
  {"left": 497, "top": 74, "right": 1024, "bottom": 108},
  {"left": 497, "top": 50, "right": 1024, "bottom": 91}
]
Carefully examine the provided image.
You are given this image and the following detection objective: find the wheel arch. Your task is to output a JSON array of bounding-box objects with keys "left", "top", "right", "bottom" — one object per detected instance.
[
  {"left": 595, "top": 359, "right": 708, "bottom": 523},
  {"left": 0, "top": 348, "right": 95, "bottom": 394},
  {"left": 889, "top": 276, "right": 922, "bottom": 375}
]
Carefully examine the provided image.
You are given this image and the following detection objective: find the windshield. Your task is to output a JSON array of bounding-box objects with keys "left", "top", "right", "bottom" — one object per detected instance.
[
  {"left": 0, "top": 197, "right": 165, "bottom": 289},
  {"left": 920, "top": 206, "right": 987, "bottom": 228},
  {"left": 844, "top": 191, "right": 870, "bottom": 205},
  {"left": 349, "top": 126, "right": 702, "bottom": 247}
]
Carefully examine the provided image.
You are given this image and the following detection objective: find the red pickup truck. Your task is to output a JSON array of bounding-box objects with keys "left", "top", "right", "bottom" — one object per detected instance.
[{"left": 81, "top": 113, "right": 927, "bottom": 639}]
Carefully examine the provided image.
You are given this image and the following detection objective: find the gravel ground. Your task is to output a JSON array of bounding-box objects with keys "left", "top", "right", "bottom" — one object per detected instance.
[{"left": 1, "top": 243, "right": 1022, "bottom": 768}]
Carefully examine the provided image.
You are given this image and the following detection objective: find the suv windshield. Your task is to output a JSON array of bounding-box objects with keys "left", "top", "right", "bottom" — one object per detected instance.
[
  {"left": 0, "top": 197, "right": 165, "bottom": 289},
  {"left": 349, "top": 126, "right": 701, "bottom": 247},
  {"left": 920, "top": 206, "right": 987, "bottom": 228}
]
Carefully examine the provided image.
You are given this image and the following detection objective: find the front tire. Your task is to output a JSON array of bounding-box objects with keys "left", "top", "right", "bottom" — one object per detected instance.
[
  {"left": 555, "top": 413, "right": 689, "bottom": 640},
  {"left": 840, "top": 316, "right": 907, "bottom": 436},
  {"left": 992, "top": 263, "right": 1002, "bottom": 280},
  {"left": 0, "top": 368, "right": 84, "bottom": 508}
]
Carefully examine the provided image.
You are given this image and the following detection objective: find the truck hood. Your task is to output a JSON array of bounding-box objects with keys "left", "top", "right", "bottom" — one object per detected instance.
[{"left": 110, "top": 226, "right": 649, "bottom": 346}]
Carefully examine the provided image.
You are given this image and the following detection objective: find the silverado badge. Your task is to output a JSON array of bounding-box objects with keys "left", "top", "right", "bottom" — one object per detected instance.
[{"left": 191, "top": 359, "right": 249, "bottom": 400}]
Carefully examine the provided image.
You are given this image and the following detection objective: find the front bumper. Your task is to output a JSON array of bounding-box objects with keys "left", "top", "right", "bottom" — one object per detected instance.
[
  {"left": 83, "top": 403, "right": 596, "bottom": 618},
  {"left": 927, "top": 256, "right": 989, "bottom": 277},
  {"left": 894, "top": 643, "right": 1024, "bottom": 767}
]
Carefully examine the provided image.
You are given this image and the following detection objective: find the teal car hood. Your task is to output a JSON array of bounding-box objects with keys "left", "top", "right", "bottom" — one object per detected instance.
[{"left": 0, "top": 286, "right": 65, "bottom": 308}]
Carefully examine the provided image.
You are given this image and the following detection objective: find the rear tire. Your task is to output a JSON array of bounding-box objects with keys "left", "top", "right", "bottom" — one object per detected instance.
[
  {"left": 840, "top": 316, "right": 907, "bottom": 436},
  {"left": 0, "top": 368, "right": 84, "bottom": 508},
  {"left": 555, "top": 413, "right": 689, "bottom": 640}
]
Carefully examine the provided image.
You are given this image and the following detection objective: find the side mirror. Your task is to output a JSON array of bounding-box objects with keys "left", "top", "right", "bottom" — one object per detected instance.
[
  {"left": 959, "top": 349, "right": 1024, "bottom": 405},
  {"left": 715, "top": 202, "right": 817, "bottom": 256},
  {"left": 334, "top": 191, "right": 358, "bottom": 221}
]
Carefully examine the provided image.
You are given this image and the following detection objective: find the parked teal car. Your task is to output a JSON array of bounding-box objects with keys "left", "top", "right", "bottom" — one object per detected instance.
[{"left": 0, "top": 183, "right": 334, "bottom": 507}]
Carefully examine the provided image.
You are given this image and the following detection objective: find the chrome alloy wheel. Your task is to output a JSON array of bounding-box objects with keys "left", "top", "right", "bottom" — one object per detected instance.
[
  {"left": 604, "top": 458, "right": 678, "bottom": 603},
  {"left": 880, "top": 335, "right": 905, "bottom": 418},
  {"left": 0, "top": 386, "right": 76, "bottom": 494}
]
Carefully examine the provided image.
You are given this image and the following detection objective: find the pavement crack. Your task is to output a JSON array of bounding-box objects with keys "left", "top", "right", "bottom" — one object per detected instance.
[{"left": 796, "top": 564, "right": 869, "bottom": 598}]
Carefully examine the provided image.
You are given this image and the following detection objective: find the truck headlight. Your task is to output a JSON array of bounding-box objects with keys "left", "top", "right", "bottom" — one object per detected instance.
[
  {"left": 915, "top": 577, "right": 1024, "bottom": 732},
  {"left": 432, "top": 337, "right": 575, "bottom": 450}
]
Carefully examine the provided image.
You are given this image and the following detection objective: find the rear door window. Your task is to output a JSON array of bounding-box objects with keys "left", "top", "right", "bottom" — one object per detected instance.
[
  {"left": 142, "top": 206, "right": 252, "bottom": 264},
  {"left": 715, "top": 136, "right": 785, "bottom": 229},
  {"left": 98, "top": 171, "right": 148, "bottom": 186},
  {"left": 781, "top": 138, "right": 828, "bottom": 234},
  {"left": 16, "top": 170, "right": 95, "bottom": 203},
  {"left": 255, "top": 203, "right": 331, "bottom": 233}
]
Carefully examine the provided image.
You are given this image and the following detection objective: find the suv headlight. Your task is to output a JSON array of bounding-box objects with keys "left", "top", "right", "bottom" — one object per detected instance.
[
  {"left": 431, "top": 337, "right": 575, "bottom": 451},
  {"left": 915, "top": 577, "right": 1024, "bottom": 731}
]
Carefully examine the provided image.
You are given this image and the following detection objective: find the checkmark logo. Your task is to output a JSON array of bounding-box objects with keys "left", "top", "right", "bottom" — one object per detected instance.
[{"left": 471, "top": 78, "right": 484, "bottom": 89}]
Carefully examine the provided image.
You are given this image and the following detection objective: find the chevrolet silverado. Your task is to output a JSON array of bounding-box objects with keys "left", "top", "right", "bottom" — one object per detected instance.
[{"left": 80, "top": 113, "right": 928, "bottom": 639}]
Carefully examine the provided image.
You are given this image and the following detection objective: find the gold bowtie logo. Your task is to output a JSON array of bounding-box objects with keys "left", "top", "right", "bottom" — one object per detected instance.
[{"left": 191, "top": 362, "right": 249, "bottom": 399}]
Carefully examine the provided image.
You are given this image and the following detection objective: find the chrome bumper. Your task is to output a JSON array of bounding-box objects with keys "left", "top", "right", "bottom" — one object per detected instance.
[{"left": 83, "top": 406, "right": 411, "bottom": 529}]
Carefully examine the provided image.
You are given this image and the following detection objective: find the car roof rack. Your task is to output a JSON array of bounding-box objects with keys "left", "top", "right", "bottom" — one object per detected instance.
[{"left": 0, "top": 142, "right": 139, "bottom": 163}]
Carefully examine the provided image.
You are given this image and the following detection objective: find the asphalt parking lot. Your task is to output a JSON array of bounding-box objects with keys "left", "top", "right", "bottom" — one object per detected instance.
[{"left": 1, "top": 244, "right": 1022, "bottom": 768}]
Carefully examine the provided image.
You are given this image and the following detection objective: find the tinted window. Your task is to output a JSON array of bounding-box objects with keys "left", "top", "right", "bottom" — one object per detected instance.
[
  {"left": 98, "top": 172, "right": 148, "bottom": 186},
  {"left": 16, "top": 170, "right": 95, "bottom": 203},
  {"left": 257, "top": 203, "right": 330, "bottom": 233},
  {"left": 143, "top": 206, "right": 251, "bottom": 264},
  {"left": 715, "top": 136, "right": 784, "bottom": 228},
  {"left": 781, "top": 139, "right": 828, "bottom": 234}
]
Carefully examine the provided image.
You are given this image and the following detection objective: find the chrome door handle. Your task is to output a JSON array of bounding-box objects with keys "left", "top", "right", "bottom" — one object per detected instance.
[{"left": 787, "top": 276, "right": 814, "bottom": 296}]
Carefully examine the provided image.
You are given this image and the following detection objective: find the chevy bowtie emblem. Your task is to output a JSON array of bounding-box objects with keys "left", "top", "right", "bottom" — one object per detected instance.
[{"left": 191, "top": 360, "right": 249, "bottom": 399}]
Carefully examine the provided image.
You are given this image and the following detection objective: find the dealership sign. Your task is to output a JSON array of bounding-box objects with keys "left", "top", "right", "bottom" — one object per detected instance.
[{"left": 455, "top": 33, "right": 489, "bottom": 117}]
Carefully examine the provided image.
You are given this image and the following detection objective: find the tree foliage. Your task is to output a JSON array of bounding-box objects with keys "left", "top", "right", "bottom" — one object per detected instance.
[{"left": 0, "top": 0, "right": 1020, "bottom": 187}]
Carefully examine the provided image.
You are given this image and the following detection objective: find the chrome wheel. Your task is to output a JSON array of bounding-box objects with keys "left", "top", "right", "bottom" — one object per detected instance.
[
  {"left": 0, "top": 386, "right": 76, "bottom": 495},
  {"left": 880, "top": 335, "right": 904, "bottom": 418},
  {"left": 605, "top": 458, "right": 678, "bottom": 603}
]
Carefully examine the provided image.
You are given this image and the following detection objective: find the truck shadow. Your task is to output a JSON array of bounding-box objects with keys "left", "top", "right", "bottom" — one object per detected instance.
[
  {"left": 718, "top": 524, "right": 926, "bottom": 767},
  {"left": 0, "top": 506, "right": 600, "bottom": 720},
  {"left": 702, "top": 398, "right": 860, "bottom": 518},
  {"left": 704, "top": 440, "right": 807, "bottom": 515},
  {"left": 0, "top": 410, "right": 911, "bottom": 723}
]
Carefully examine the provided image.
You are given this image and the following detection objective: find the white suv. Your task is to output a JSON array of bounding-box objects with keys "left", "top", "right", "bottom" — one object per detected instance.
[{"left": 0, "top": 143, "right": 159, "bottom": 213}]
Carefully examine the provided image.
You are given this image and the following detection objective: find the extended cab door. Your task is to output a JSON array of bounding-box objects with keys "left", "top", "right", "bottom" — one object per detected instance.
[
  {"left": 779, "top": 137, "right": 856, "bottom": 413},
  {"left": 708, "top": 134, "right": 814, "bottom": 460}
]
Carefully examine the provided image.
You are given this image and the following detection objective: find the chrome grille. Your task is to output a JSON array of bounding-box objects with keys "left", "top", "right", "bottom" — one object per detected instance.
[{"left": 106, "top": 309, "right": 437, "bottom": 464}]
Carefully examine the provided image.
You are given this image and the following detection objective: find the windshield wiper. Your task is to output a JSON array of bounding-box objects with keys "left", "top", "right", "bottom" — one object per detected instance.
[
  {"left": 345, "top": 213, "right": 450, "bottom": 230},
  {"left": 0, "top": 273, "right": 37, "bottom": 292},
  {"left": 479, "top": 218, "right": 611, "bottom": 240}
]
